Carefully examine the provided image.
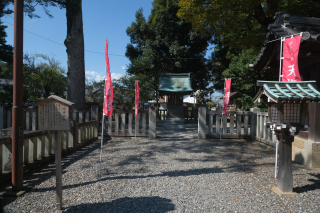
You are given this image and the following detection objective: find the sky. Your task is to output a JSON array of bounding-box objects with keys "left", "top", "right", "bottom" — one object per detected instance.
[
  {"left": 2, "top": 0, "right": 220, "bottom": 98},
  {"left": 2, "top": 0, "right": 155, "bottom": 82}
]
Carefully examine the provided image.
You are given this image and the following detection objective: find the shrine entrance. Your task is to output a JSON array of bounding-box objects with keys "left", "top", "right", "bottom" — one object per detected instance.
[{"left": 158, "top": 73, "right": 193, "bottom": 125}]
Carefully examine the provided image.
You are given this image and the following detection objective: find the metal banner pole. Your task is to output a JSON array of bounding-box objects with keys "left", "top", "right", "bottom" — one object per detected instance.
[
  {"left": 99, "top": 65, "right": 107, "bottom": 178},
  {"left": 220, "top": 79, "right": 226, "bottom": 141},
  {"left": 99, "top": 115, "right": 105, "bottom": 178},
  {"left": 275, "top": 139, "right": 279, "bottom": 178},
  {"left": 279, "top": 37, "right": 284, "bottom": 81},
  {"left": 55, "top": 130, "right": 62, "bottom": 210}
]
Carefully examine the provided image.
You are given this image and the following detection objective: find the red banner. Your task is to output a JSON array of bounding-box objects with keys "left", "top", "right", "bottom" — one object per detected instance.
[
  {"left": 135, "top": 81, "right": 139, "bottom": 117},
  {"left": 104, "top": 40, "right": 113, "bottom": 116},
  {"left": 281, "top": 35, "right": 301, "bottom": 82},
  {"left": 223, "top": 79, "right": 231, "bottom": 115}
]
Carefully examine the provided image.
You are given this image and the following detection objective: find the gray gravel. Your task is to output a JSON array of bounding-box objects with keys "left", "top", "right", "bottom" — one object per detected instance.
[{"left": 2, "top": 124, "right": 320, "bottom": 212}]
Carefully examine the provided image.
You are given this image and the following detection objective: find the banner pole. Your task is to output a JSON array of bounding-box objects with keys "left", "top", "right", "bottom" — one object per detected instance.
[
  {"left": 275, "top": 139, "right": 278, "bottom": 178},
  {"left": 279, "top": 37, "right": 284, "bottom": 81},
  {"left": 99, "top": 114, "right": 105, "bottom": 178},
  {"left": 220, "top": 79, "right": 226, "bottom": 141},
  {"left": 99, "top": 64, "right": 107, "bottom": 178}
]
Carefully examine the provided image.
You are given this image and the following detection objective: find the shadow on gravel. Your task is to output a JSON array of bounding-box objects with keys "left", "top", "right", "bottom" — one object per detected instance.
[
  {"left": 33, "top": 163, "right": 275, "bottom": 193},
  {"left": 63, "top": 196, "right": 175, "bottom": 213},
  {"left": 293, "top": 173, "right": 320, "bottom": 193},
  {"left": 2, "top": 138, "right": 112, "bottom": 206}
]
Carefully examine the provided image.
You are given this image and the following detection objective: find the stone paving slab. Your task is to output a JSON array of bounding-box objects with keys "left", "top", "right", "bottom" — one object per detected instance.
[{"left": 1, "top": 124, "right": 320, "bottom": 212}]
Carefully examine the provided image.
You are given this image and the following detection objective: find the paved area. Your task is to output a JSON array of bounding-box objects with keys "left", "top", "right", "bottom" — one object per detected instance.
[{"left": 2, "top": 124, "right": 320, "bottom": 212}]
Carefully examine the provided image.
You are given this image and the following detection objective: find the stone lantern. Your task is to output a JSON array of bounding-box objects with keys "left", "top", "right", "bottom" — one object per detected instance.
[{"left": 253, "top": 80, "right": 320, "bottom": 197}]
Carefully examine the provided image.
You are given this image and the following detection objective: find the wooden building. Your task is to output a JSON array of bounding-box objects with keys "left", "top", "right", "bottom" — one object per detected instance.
[
  {"left": 158, "top": 73, "right": 193, "bottom": 124},
  {"left": 250, "top": 11, "right": 320, "bottom": 168}
]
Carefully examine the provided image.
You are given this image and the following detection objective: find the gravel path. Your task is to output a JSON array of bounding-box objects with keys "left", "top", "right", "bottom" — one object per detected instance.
[{"left": 2, "top": 124, "right": 320, "bottom": 212}]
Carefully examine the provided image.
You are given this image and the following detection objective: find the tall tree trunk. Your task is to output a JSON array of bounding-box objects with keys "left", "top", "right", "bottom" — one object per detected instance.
[{"left": 65, "top": 0, "right": 85, "bottom": 110}]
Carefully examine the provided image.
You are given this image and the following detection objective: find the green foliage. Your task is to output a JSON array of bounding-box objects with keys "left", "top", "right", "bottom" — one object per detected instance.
[
  {"left": 23, "top": 53, "right": 67, "bottom": 100},
  {"left": 7, "top": 0, "right": 66, "bottom": 19},
  {"left": 85, "top": 74, "right": 156, "bottom": 108},
  {"left": 125, "top": 0, "right": 213, "bottom": 98},
  {"left": 177, "top": 0, "right": 320, "bottom": 49},
  {"left": 113, "top": 74, "right": 155, "bottom": 108},
  {"left": 213, "top": 48, "right": 277, "bottom": 110},
  {"left": 85, "top": 79, "right": 104, "bottom": 105}
]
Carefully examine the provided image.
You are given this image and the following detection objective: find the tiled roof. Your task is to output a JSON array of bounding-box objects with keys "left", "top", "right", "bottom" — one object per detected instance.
[
  {"left": 158, "top": 73, "right": 193, "bottom": 94},
  {"left": 253, "top": 81, "right": 320, "bottom": 103},
  {"left": 34, "top": 95, "right": 74, "bottom": 106}
]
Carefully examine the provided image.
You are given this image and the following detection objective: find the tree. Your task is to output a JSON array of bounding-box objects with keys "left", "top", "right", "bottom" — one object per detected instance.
[
  {"left": 216, "top": 48, "right": 277, "bottom": 110},
  {"left": 177, "top": 0, "right": 320, "bottom": 49},
  {"left": 85, "top": 79, "right": 104, "bottom": 105},
  {"left": 114, "top": 74, "right": 155, "bottom": 108},
  {"left": 125, "top": 0, "right": 213, "bottom": 109},
  {"left": 7, "top": 0, "right": 86, "bottom": 109},
  {"left": 23, "top": 53, "right": 67, "bottom": 99},
  {"left": 0, "top": 0, "right": 13, "bottom": 66}
]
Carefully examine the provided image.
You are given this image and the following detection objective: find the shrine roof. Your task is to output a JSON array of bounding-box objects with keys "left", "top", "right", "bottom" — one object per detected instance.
[
  {"left": 253, "top": 81, "right": 320, "bottom": 103},
  {"left": 158, "top": 73, "right": 193, "bottom": 95},
  {"left": 34, "top": 95, "right": 74, "bottom": 106},
  {"left": 250, "top": 11, "right": 320, "bottom": 73}
]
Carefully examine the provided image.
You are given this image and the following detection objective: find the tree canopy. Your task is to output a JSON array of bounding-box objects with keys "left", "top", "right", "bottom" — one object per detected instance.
[
  {"left": 177, "top": 0, "right": 320, "bottom": 49},
  {"left": 6, "top": 0, "right": 86, "bottom": 109},
  {"left": 125, "top": 0, "right": 213, "bottom": 100}
]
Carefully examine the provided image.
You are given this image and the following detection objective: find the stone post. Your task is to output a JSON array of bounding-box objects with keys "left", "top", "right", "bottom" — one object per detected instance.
[
  {"left": 149, "top": 106, "right": 156, "bottom": 139},
  {"left": 250, "top": 107, "right": 260, "bottom": 140},
  {"left": 198, "top": 107, "right": 206, "bottom": 139},
  {"left": 0, "top": 104, "right": 7, "bottom": 130},
  {"left": 91, "top": 106, "right": 99, "bottom": 137},
  {"left": 31, "top": 108, "right": 37, "bottom": 131},
  {"left": 308, "top": 102, "right": 320, "bottom": 142}
]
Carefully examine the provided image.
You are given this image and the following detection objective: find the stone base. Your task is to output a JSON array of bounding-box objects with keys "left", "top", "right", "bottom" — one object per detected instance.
[
  {"left": 3, "top": 185, "right": 32, "bottom": 197},
  {"left": 272, "top": 187, "right": 297, "bottom": 198},
  {"left": 292, "top": 138, "right": 320, "bottom": 168}
]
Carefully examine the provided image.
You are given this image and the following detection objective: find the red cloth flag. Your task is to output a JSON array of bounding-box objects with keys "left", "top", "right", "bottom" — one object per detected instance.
[
  {"left": 104, "top": 40, "right": 113, "bottom": 116},
  {"left": 281, "top": 35, "right": 301, "bottom": 82},
  {"left": 135, "top": 81, "right": 139, "bottom": 117},
  {"left": 223, "top": 79, "right": 231, "bottom": 115}
]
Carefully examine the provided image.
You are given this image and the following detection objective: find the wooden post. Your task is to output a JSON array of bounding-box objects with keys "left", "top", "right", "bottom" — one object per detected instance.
[{"left": 55, "top": 130, "right": 62, "bottom": 210}]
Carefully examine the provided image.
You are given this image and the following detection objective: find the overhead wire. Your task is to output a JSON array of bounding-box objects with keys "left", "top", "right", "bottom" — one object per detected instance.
[{"left": 2, "top": 17, "right": 208, "bottom": 60}]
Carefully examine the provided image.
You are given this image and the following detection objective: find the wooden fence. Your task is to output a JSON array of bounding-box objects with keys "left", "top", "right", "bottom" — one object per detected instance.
[
  {"left": 0, "top": 106, "right": 99, "bottom": 183},
  {"left": 101, "top": 107, "right": 156, "bottom": 137},
  {"left": 198, "top": 107, "right": 277, "bottom": 147}
]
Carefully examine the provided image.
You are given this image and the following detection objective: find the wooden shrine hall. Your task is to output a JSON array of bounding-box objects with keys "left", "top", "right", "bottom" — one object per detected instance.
[
  {"left": 158, "top": 73, "right": 193, "bottom": 125},
  {"left": 250, "top": 11, "right": 320, "bottom": 168}
]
